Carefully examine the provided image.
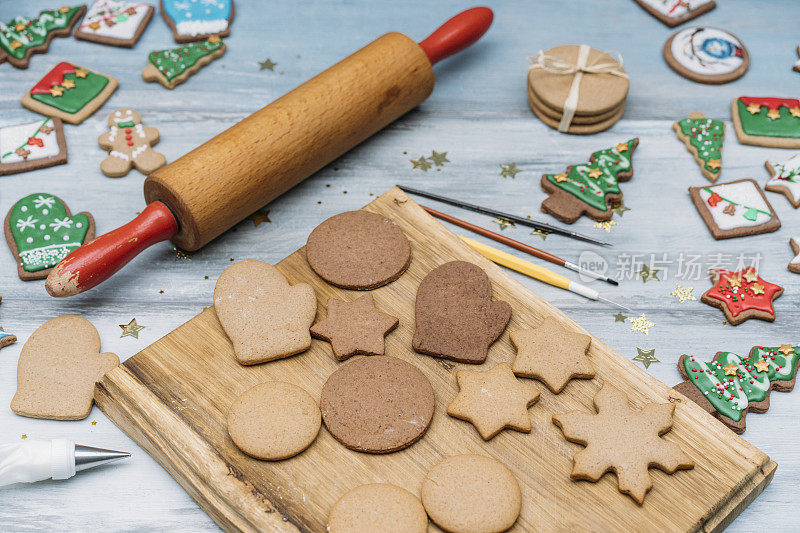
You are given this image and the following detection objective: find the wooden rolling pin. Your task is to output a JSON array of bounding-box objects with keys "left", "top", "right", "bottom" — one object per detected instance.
[{"left": 46, "top": 7, "right": 494, "bottom": 297}]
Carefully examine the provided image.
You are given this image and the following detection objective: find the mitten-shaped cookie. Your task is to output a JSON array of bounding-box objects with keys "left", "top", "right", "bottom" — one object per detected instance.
[
  {"left": 213, "top": 260, "right": 317, "bottom": 365},
  {"left": 11, "top": 315, "right": 119, "bottom": 420},
  {"left": 97, "top": 108, "right": 166, "bottom": 177},
  {"left": 413, "top": 261, "right": 511, "bottom": 364}
]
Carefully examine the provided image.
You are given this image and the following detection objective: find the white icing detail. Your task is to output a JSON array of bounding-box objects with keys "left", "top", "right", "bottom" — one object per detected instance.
[
  {"left": 134, "top": 124, "right": 146, "bottom": 138},
  {"left": 42, "top": 209, "right": 48, "bottom": 215},
  {"left": 698, "top": 181, "right": 772, "bottom": 231},
  {"left": 110, "top": 150, "right": 130, "bottom": 161},
  {"left": 49, "top": 218, "right": 73, "bottom": 231},
  {"left": 670, "top": 27, "right": 745, "bottom": 76},
  {"left": 80, "top": 1, "right": 150, "bottom": 40},
  {"left": 44, "top": 235, "right": 50, "bottom": 241},
  {"left": 0, "top": 119, "right": 60, "bottom": 165},
  {"left": 175, "top": 19, "right": 228, "bottom": 36},
  {"left": 108, "top": 126, "right": 118, "bottom": 142},
  {"left": 639, "top": 0, "right": 713, "bottom": 18},
  {"left": 33, "top": 195, "right": 56, "bottom": 209},
  {"left": 767, "top": 154, "right": 800, "bottom": 205},
  {"left": 21, "top": 206, "right": 27, "bottom": 212},
  {"left": 76, "top": 222, "right": 83, "bottom": 228},
  {"left": 131, "top": 144, "right": 148, "bottom": 159},
  {"left": 26, "top": 237, "right": 33, "bottom": 243},
  {"left": 791, "top": 237, "right": 800, "bottom": 265},
  {"left": 16, "top": 216, "right": 38, "bottom": 232}
]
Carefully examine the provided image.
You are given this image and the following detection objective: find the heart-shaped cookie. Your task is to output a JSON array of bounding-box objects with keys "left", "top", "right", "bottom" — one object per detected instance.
[
  {"left": 4, "top": 193, "right": 94, "bottom": 280},
  {"left": 214, "top": 260, "right": 317, "bottom": 365},
  {"left": 11, "top": 315, "right": 119, "bottom": 420}
]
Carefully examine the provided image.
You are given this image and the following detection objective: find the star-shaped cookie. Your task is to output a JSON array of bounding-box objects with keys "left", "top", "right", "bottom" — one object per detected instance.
[
  {"left": 311, "top": 294, "right": 398, "bottom": 361},
  {"left": 552, "top": 383, "right": 694, "bottom": 504},
  {"left": 510, "top": 318, "right": 594, "bottom": 393},
  {"left": 447, "top": 362, "right": 540, "bottom": 440},
  {"left": 701, "top": 268, "right": 783, "bottom": 325}
]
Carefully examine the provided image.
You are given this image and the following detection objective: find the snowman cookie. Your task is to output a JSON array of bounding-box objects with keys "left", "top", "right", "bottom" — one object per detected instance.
[{"left": 97, "top": 108, "right": 166, "bottom": 177}]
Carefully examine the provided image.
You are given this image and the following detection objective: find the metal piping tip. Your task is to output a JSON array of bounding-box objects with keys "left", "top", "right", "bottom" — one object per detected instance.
[{"left": 74, "top": 444, "right": 131, "bottom": 472}]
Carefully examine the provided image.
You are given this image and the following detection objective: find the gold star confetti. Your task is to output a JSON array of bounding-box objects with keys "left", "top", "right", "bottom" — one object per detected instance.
[
  {"left": 259, "top": 58, "right": 277, "bottom": 71},
  {"left": 120, "top": 318, "right": 145, "bottom": 339},
  {"left": 754, "top": 359, "right": 770, "bottom": 373},
  {"left": 75, "top": 68, "right": 88, "bottom": 78},
  {"left": 613, "top": 203, "right": 630, "bottom": 216},
  {"left": 633, "top": 348, "right": 659, "bottom": 369},
  {"left": 207, "top": 35, "right": 221, "bottom": 44},
  {"left": 723, "top": 203, "right": 736, "bottom": 215},
  {"left": 14, "top": 22, "right": 26, "bottom": 31},
  {"left": 21, "top": 434, "right": 27, "bottom": 439},
  {"left": 616, "top": 142, "right": 629, "bottom": 152},
  {"left": 587, "top": 167, "right": 602, "bottom": 179},
  {"left": 723, "top": 363, "right": 738, "bottom": 376},
  {"left": 49, "top": 86, "right": 63, "bottom": 97},
  {"left": 638, "top": 265, "right": 660, "bottom": 283},
  {"left": 791, "top": 107, "right": 800, "bottom": 118},
  {"left": 61, "top": 79, "right": 75, "bottom": 90},
  {"left": 91, "top": 420, "right": 98, "bottom": 426},
  {"left": 593, "top": 220, "right": 617, "bottom": 232},
  {"left": 500, "top": 163, "right": 521, "bottom": 178},
  {"left": 429, "top": 150, "right": 449, "bottom": 166},
  {"left": 629, "top": 314, "right": 655, "bottom": 335},
  {"left": 59, "top": 6, "right": 70, "bottom": 13},
  {"left": 410, "top": 156, "right": 431, "bottom": 171},
  {"left": 746, "top": 103, "right": 761, "bottom": 114},
  {"left": 779, "top": 344, "right": 794, "bottom": 356},
  {"left": 493, "top": 217, "right": 515, "bottom": 231},
  {"left": 729, "top": 275, "right": 741, "bottom": 287},
  {"left": 742, "top": 269, "right": 759, "bottom": 283},
  {"left": 9, "top": 40, "right": 22, "bottom": 50},
  {"left": 750, "top": 283, "right": 765, "bottom": 295},
  {"left": 530, "top": 229, "right": 550, "bottom": 240},
  {"left": 767, "top": 109, "right": 781, "bottom": 120},
  {"left": 670, "top": 284, "right": 696, "bottom": 303},
  {"left": 613, "top": 312, "right": 628, "bottom": 323},
  {"left": 249, "top": 209, "right": 271, "bottom": 226},
  {"left": 707, "top": 159, "right": 721, "bottom": 170},
  {"left": 554, "top": 172, "right": 568, "bottom": 182}
]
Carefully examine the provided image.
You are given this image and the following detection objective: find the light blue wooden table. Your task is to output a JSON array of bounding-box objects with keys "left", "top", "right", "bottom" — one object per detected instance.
[{"left": 1, "top": 0, "right": 798, "bottom": 530}]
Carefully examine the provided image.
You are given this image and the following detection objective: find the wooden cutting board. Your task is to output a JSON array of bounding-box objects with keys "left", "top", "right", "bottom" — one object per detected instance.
[{"left": 94, "top": 187, "right": 775, "bottom": 532}]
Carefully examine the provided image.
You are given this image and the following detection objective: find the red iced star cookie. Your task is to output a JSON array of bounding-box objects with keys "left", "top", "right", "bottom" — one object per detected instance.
[{"left": 701, "top": 268, "right": 783, "bottom": 325}]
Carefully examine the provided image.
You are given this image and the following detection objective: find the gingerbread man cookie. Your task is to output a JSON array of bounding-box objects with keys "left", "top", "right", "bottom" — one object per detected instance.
[{"left": 97, "top": 108, "right": 166, "bottom": 177}]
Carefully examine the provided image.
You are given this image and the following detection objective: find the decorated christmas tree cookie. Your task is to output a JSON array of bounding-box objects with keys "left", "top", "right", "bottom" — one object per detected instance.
[
  {"left": 160, "top": 0, "right": 234, "bottom": 43},
  {"left": 142, "top": 36, "right": 226, "bottom": 89},
  {"left": 4, "top": 193, "right": 94, "bottom": 280},
  {"left": 0, "top": 117, "right": 68, "bottom": 176},
  {"left": 74, "top": 0, "right": 155, "bottom": 48},
  {"left": 21, "top": 62, "right": 119, "bottom": 125},
  {"left": 674, "top": 344, "right": 800, "bottom": 433},
  {"left": 0, "top": 5, "right": 87, "bottom": 69},
  {"left": 688, "top": 178, "right": 780, "bottom": 240},
  {"left": 765, "top": 153, "right": 800, "bottom": 208},
  {"left": 540, "top": 138, "right": 638, "bottom": 223},
  {"left": 700, "top": 268, "right": 783, "bottom": 325},
  {"left": 732, "top": 97, "right": 800, "bottom": 148},
  {"left": 673, "top": 112, "right": 724, "bottom": 182}
]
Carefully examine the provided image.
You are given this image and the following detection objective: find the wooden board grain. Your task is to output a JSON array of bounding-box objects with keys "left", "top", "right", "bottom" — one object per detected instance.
[{"left": 94, "top": 188, "right": 775, "bottom": 532}]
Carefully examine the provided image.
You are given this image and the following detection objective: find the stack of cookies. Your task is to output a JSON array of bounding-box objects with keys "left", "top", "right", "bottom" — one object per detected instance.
[{"left": 527, "top": 45, "right": 629, "bottom": 134}]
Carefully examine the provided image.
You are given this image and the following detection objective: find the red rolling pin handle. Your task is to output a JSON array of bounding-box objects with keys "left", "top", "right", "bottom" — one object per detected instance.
[{"left": 45, "top": 7, "right": 493, "bottom": 297}]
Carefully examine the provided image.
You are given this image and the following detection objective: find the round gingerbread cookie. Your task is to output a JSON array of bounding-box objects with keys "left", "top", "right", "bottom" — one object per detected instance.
[
  {"left": 306, "top": 210, "right": 411, "bottom": 290},
  {"left": 328, "top": 483, "right": 428, "bottom": 533},
  {"left": 421, "top": 454, "right": 522, "bottom": 533},
  {"left": 227, "top": 381, "right": 321, "bottom": 460},
  {"left": 530, "top": 91, "right": 626, "bottom": 135},
  {"left": 528, "top": 86, "right": 623, "bottom": 125},
  {"left": 320, "top": 355, "right": 434, "bottom": 453},
  {"left": 663, "top": 27, "right": 749, "bottom": 84}
]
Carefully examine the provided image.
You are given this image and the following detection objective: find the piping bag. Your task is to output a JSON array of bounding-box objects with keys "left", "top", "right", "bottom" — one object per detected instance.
[{"left": 0, "top": 439, "right": 129, "bottom": 487}]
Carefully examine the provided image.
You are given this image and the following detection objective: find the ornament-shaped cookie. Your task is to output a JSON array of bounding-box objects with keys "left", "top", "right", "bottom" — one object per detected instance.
[
  {"left": 213, "top": 260, "right": 316, "bottom": 365},
  {"left": 98, "top": 109, "right": 166, "bottom": 177},
  {"left": 11, "top": 315, "right": 119, "bottom": 420},
  {"left": 413, "top": 261, "right": 511, "bottom": 364}
]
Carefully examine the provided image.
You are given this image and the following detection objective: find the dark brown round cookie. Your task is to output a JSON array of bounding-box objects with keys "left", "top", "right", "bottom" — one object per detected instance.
[
  {"left": 306, "top": 211, "right": 412, "bottom": 290},
  {"left": 320, "top": 355, "right": 435, "bottom": 453}
]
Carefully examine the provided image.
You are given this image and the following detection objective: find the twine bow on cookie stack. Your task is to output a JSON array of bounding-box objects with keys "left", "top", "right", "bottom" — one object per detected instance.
[{"left": 528, "top": 45, "right": 629, "bottom": 133}]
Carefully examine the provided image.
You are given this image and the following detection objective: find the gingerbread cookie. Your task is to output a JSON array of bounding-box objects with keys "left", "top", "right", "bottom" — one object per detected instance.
[
  {"left": 160, "top": 0, "right": 234, "bottom": 43},
  {"left": 0, "top": 6, "right": 87, "bottom": 69},
  {"left": 21, "top": 62, "right": 119, "bottom": 125},
  {"left": 731, "top": 97, "right": 800, "bottom": 148},
  {"left": 689, "top": 179, "right": 780, "bottom": 240},
  {"left": 306, "top": 210, "right": 411, "bottom": 290},
  {"left": 765, "top": 154, "right": 800, "bottom": 208},
  {"left": 675, "top": 345, "right": 800, "bottom": 434},
  {"left": 320, "top": 356, "right": 434, "bottom": 453},
  {"left": 541, "top": 139, "right": 638, "bottom": 224},
  {"left": 511, "top": 317, "right": 594, "bottom": 393},
  {"left": 74, "top": 1, "right": 155, "bottom": 47},
  {"left": 553, "top": 383, "right": 694, "bottom": 505},
  {"left": 310, "top": 294, "right": 398, "bottom": 361},
  {"left": 11, "top": 315, "right": 119, "bottom": 420},
  {"left": 421, "top": 455, "right": 521, "bottom": 533},
  {"left": 701, "top": 268, "right": 783, "bottom": 325},
  {"left": 664, "top": 27, "right": 749, "bottom": 84},
  {"left": 789, "top": 237, "right": 800, "bottom": 274},
  {"left": 633, "top": 0, "right": 716, "bottom": 27},
  {"left": 328, "top": 484, "right": 427, "bottom": 533},
  {"left": 213, "top": 260, "right": 316, "bottom": 365},
  {"left": 447, "top": 362, "right": 540, "bottom": 440},
  {"left": 227, "top": 381, "right": 321, "bottom": 460},
  {"left": 0, "top": 117, "right": 68, "bottom": 176},
  {"left": 0, "top": 328, "right": 17, "bottom": 350},
  {"left": 673, "top": 112, "right": 724, "bottom": 182},
  {"left": 5, "top": 193, "right": 95, "bottom": 281},
  {"left": 413, "top": 261, "right": 511, "bottom": 364},
  {"left": 142, "top": 36, "right": 226, "bottom": 89},
  {"left": 98, "top": 109, "right": 166, "bottom": 177}
]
